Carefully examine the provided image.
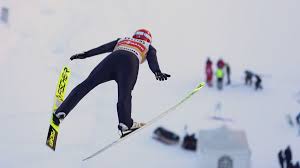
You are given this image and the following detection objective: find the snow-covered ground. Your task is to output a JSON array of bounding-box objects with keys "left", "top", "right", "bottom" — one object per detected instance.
[{"left": 1, "top": 0, "right": 300, "bottom": 167}]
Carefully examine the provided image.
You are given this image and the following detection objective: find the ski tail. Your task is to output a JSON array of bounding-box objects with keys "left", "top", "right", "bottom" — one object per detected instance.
[
  {"left": 82, "top": 82, "right": 205, "bottom": 161},
  {"left": 46, "top": 115, "right": 60, "bottom": 150},
  {"left": 46, "top": 66, "right": 71, "bottom": 151}
]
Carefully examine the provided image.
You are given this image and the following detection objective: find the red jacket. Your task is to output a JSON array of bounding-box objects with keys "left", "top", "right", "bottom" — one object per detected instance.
[{"left": 206, "top": 60, "right": 213, "bottom": 79}]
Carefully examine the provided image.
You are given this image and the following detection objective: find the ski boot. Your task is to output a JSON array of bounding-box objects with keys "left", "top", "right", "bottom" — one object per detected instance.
[
  {"left": 52, "top": 111, "right": 66, "bottom": 126},
  {"left": 118, "top": 122, "right": 145, "bottom": 138},
  {"left": 182, "top": 133, "right": 197, "bottom": 151}
]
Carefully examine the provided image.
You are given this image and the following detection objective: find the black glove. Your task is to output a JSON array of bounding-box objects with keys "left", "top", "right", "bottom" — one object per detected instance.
[
  {"left": 154, "top": 71, "right": 171, "bottom": 81},
  {"left": 70, "top": 52, "right": 86, "bottom": 60}
]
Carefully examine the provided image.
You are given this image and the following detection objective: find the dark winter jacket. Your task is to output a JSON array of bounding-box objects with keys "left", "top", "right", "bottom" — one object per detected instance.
[
  {"left": 225, "top": 63, "right": 230, "bottom": 75},
  {"left": 284, "top": 146, "right": 292, "bottom": 163},
  {"left": 254, "top": 74, "right": 262, "bottom": 83},
  {"left": 278, "top": 150, "right": 284, "bottom": 167}
]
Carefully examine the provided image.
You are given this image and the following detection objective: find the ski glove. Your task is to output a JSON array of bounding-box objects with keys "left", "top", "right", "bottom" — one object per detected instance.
[
  {"left": 154, "top": 71, "right": 171, "bottom": 81},
  {"left": 70, "top": 52, "right": 86, "bottom": 60}
]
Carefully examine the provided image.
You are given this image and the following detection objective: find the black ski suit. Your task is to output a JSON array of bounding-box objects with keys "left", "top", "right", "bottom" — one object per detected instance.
[{"left": 55, "top": 38, "right": 162, "bottom": 128}]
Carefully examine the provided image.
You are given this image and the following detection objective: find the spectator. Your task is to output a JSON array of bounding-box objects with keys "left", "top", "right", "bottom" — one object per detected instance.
[
  {"left": 216, "top": 59, "right": 225, "bottom": 90},
  {"left": 254, "top": 74, "right": 263, "bottom": 90},
  {"left": 296, "top": 112, "right": 300, "bottom": 126},
  {"left": 217, "top": 58, "right": 225, "bottom": 69},
  {"left": 225, "top": 63, "right": 231, "bottom": 85},
  {"left": 296, "top": 112, "right": 300, "bottom": 135},
  {"left": 244, "top": 70, "right": 253, "bottom": 86},
  {"left": 205, "top": 58, "right": 213, "bottom": 87},
  {"left": 278, "top": 150, "right": 284, "bottom": 168},
  {"left": 1, "top": 7, "right": 9, "bottom": 23},
  {"left": 285, "top": 146, "right": 293, "bottom": 168}
]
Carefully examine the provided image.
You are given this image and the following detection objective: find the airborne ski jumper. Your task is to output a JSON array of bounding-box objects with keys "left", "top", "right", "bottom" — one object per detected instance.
[{"left": 53, "top": 29, "right": 170, "bottom": 136}]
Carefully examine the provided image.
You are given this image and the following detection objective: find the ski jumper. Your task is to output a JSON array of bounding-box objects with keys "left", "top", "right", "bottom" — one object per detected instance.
[{"left": 55, "top": 37, "right": 162, "bottom": 128}]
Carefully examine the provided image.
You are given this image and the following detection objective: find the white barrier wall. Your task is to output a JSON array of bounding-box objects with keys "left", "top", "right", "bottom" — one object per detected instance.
[{"left": 198, "top": 126, "right": 251, "bottom": 168}]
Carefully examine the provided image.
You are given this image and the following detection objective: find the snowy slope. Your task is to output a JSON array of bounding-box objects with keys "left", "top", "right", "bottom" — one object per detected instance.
[{"left": 0, "top": 0, "right": 300, "bottom": 167}]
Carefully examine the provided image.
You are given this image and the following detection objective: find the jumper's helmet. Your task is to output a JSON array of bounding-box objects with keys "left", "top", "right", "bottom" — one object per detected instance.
[{"left": 133, "top": 29, "right": 152, "bottom": 43}]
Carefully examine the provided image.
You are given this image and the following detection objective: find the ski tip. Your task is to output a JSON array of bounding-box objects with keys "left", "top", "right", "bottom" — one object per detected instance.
[
  {"left": 199, "top": 82, "right": 205, "bottom": 87},
  {"left": 196, "top": 82, "right": 205, "bottom": 89}
]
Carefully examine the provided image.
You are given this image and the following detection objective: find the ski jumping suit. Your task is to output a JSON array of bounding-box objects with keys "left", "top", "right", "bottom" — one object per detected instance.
[{"left": 55, "top": 37, "right": 162, "bottom": 128}]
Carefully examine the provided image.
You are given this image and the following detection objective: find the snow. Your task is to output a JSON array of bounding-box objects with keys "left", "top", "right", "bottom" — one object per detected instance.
[{"left": 0, "top": 0, "right": 300, "bottom": 167}]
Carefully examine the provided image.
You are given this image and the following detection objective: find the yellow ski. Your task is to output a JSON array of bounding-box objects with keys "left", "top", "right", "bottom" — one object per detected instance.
[{"left": 46, "top": 66, "right": 71, "bottom": 151}]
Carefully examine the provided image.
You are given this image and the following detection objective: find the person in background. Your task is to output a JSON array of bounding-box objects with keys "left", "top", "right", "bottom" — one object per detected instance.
[
  {"left": 205, "top": 58, "right": 213, "bottom": 87},
  {"left": 278, "top": 150, "right": 284, "bottom": 168},
  {"left": 216, "top": 59, "right": 225, "bottom": 90},
  {"left": 244, "top": 70, "right": 253, "bottom": 86},
  {"left": 254, "top": 74, "right": 263, "bottom": 90},
  {"left": 225, "top": 62, "right": 231, "bottom": 85},
  {"left": 296, "top": 112, "right": 300, "bottom": 135},
  {"left": 1, "top": 7, "right": 9, "bottom": 24},
  {"left": 217, "top": 58, "right": 225, "bottom": 69},
  {"left": 296, "top": 112, "right": 300, "bottom": 126},
  {"left": 285, "top": 146, "right": 293, "bottom": 168}
]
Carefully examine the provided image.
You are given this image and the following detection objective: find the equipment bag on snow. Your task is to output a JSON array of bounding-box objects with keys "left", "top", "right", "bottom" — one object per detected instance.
[
  {"left": 153, "top": 127, "right": 180, "bottom": 145},
  {"left": 182, "top": 133, "right": 197, "bottom": 151}
]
